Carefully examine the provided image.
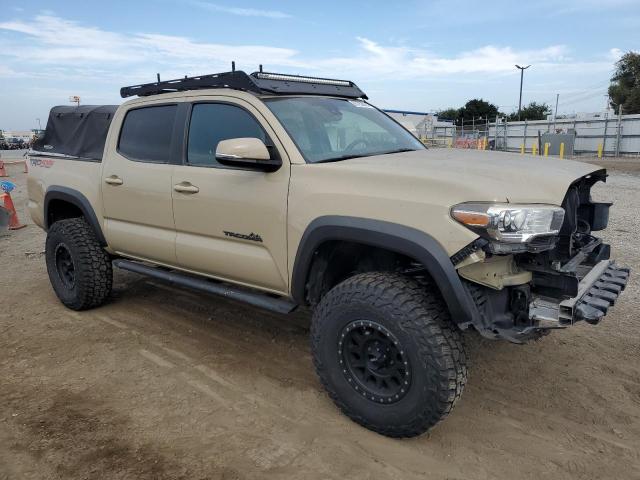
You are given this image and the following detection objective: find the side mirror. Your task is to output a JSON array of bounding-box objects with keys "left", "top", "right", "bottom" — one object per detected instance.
[{"left": 216, "top": 137, "right": 281, "bottom": 171}]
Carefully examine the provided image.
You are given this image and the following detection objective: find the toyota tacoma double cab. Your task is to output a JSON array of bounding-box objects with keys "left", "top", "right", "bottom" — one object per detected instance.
[{"left": 27, "top": 69, "right": 629, "bottom": 437}]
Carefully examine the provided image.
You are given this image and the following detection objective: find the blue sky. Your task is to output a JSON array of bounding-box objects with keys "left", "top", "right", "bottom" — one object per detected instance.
[{"left": 1, "top": 0, "right": 638, "bottom": 130}]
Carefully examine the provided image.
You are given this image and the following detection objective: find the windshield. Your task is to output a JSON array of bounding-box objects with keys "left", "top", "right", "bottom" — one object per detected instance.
[{"left": 264, "top": 97, "right": 425, "bottom": 163}]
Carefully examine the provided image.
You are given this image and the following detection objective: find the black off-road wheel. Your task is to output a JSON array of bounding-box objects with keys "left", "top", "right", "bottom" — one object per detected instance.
[
  {"left": 45, "top": 218, "right": 112, "bottom": 310},
  {"left": 311, "top": 272, "right": 467, "bottom": 437}
]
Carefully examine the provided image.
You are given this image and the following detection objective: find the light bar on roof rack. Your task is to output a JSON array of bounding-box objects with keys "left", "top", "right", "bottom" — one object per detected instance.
[
  {"left": 251, "top": 71, "right": 367, "bottom": 99},
  {"left": 252, "top": 72, "right": 352, "bottom": 87}
]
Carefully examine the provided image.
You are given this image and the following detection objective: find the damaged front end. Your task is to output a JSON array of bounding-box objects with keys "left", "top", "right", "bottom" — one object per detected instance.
[{"left": 452, "top": 169, "right": 630, "bottom": 343}]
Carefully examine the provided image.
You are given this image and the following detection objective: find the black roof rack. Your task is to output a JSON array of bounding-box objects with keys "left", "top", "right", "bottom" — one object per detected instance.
[{"left": 120, "top": 70, "right": 367, "bottom": 100}]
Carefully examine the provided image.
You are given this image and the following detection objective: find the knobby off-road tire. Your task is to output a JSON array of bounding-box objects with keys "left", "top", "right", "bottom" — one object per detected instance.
[
  {"left": 311, "top": 272, "right": 467, "bottom": 437},
  {"left": 45, "top": 218, "right": 112, "bottom": 310}
]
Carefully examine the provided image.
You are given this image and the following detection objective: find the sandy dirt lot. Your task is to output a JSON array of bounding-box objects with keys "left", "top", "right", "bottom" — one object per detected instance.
[{"left": 1, "top": 158, "right": 639, "bottom": 479}]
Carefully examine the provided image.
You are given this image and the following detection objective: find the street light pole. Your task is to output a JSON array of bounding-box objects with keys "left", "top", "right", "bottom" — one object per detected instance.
[
  {"left": 515, "top": 64, "right": 531, "bottom": 121},
  {"left": 553, "top": 93, "right": 559, "bottom": 132}
]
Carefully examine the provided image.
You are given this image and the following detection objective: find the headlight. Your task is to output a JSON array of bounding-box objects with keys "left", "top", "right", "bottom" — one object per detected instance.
[{"left": 451, "top": 203, "right": 565, "bottom": 243}]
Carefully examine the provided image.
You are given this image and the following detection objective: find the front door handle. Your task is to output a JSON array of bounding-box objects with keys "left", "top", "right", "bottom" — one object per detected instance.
[
  {"left": 173, "top": 182, "right": 200, "bottom": 194},
  {"left": 104, "top": 175, "right": 123, "bottom": 186}
]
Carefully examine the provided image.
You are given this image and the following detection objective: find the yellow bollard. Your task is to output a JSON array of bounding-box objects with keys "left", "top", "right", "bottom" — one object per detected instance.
[
  {"left": 520, "top": 144, "right": 525, "bottom": 154},
  {"left": 597, "top": 143, "right": 603, "bottom": 158},
  {"left": 483, "top": 137, "right": 488, "bottom": 150},
  {"left": 544, "top": 142, "right": 550, "bottom": 157},
  {"left": 532, "top": 144, "right": 537, "bottom": 155},
  {"left": 559, "top": 142, "right": 565, "bottom": 159}
]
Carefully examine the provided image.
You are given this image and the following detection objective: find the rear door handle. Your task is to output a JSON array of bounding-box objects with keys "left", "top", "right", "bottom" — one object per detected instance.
[
  {"left": 173, "top": 182, "right": 199, "bottom": 194},
  {"left": 104, "top": 175, "right": 123, "bottom": 186}
]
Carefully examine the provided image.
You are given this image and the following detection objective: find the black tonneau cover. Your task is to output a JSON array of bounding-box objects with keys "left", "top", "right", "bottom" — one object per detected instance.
[{"left": 32, "top": 105, "right": 118, "bottom": 161}]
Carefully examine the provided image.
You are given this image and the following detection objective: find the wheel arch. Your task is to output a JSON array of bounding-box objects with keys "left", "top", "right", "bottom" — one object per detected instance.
[
  {"left": 291, "top": 216, "right": 479, "bottom": 326},
  {"left": 44, "top": 186, "right": 107, "bottom": 246}
]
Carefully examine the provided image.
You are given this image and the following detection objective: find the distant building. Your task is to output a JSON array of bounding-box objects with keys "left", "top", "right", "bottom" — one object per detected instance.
[
  {"left": 1, "top": 130, "right": 36, "bottom": 142},
  {"left": 384, "top": 110, "right": 454, "bottom": 138},
  {"left": 556, "top": 110, "right": 616, "bottom": 120}
]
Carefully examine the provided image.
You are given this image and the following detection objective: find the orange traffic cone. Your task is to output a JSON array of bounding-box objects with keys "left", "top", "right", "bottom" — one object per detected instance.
[
  {"left": 1, "top": 192, "right": 26, "bottom": 230},
  {"left": 0, "top": 161, "right": 7, "bottom": 178}
]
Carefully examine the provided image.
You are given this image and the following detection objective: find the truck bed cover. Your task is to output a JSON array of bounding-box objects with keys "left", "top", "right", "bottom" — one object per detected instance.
[{"left": 32, "top": 105, "right": 118, "bottom": 161}]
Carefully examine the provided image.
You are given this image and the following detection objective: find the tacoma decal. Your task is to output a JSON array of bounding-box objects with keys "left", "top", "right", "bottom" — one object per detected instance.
[
  {"left": 30, "top": 158, "right": 55, "bottom": 168},
  {"left": 223, "top": 231, "right": 263, "bottom": 243}
]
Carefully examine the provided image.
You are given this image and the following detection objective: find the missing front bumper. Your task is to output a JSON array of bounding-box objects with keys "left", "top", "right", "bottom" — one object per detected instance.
[{"left": 530, "top": 260, "right": 630, "bottom": 328}]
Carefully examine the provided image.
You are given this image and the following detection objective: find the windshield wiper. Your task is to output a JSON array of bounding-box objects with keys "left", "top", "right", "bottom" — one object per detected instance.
[
  {"left": 379, "top": 148, "right": 419, "bottom": 155},
  {"left": 313, "top": 153, "right": 376, "bottom": 164},
  {"left": 314, "top": 148, "right": 419, "bottom": 164}
]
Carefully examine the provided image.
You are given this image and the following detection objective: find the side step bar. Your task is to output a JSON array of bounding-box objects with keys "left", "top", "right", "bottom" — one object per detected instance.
[{"left": 113, "top": 259, "right": 298, "bottom": 315}]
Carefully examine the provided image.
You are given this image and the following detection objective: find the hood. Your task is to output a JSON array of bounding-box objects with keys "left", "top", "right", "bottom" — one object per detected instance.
[{"left": 317, "top": 148, "right": 603, "bottom": 205}]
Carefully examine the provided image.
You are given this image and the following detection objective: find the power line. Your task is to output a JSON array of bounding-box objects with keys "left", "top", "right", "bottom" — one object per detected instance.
[{"left": 558, "top": 89, "right": 608, "bottom": 107}]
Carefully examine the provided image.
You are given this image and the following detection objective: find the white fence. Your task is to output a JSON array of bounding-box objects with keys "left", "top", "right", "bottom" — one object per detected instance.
[
  {"left": 419, "top": 113, "right": 640, "bottom": 157},
  {"left": 487, "top": 114, "right": 640, "bottom": 156}
]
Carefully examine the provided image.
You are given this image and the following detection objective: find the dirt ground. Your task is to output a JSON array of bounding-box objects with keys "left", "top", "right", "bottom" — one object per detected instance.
[{"left": 1, "top": 157, "right": 639, "bottom": 480}]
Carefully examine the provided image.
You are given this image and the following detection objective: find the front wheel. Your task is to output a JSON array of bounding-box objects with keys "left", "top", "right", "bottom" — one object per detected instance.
[
  {"left": 311, "top": 272, "right": 467, "bottom": 437},
  {"left": 45, "top": 217, "right": 113, "bottom": 310}
]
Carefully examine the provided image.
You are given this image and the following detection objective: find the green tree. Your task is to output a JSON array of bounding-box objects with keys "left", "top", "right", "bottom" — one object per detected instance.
[
  {"left": 608, "top": 51, "right": 640, "bottom": 114},
  {"left": 437, "top": 100, "right": 501, "bottom": 124},
  {"left": 436, "top": 108, "right": 460, "bottom": 122},
  {"left": 458, "top": 99, "right": 499, "bottom": 123},
  {"left": 508, "top": 102, "right": 550, "bottom": 121}
]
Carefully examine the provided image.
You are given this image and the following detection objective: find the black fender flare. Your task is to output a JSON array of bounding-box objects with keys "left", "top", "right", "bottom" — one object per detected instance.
[
  {"left": 291, "top": 216, "right": 479, "bottom": 326},
  {"left": 44, "top": 185, "right": 107, "bottom": 246}
]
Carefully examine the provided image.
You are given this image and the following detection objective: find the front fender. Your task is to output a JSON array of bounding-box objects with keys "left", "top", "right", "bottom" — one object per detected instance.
[{"left": 291, "top": 216, "right": 479, "bottom": 327}]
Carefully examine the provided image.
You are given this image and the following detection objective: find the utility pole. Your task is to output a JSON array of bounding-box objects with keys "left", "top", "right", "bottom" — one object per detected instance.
[
  {"left": 515, "top": 64, "right": 531, "bottom": 121},
  {"left": 553, "top": 93, "right": 559, "bottom": 132}
]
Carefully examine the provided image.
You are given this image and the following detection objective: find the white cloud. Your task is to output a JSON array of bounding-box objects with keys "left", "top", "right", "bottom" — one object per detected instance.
[
  {"left": 136, "top": 33, "right": 302, "bottom": 68},
  {"left": 0, "top": 14, "right": 608, "bottom": 84},
  {"left": 0, "top": 65, "right": 17, "bottom": 77},
  {"left": 0, "top": 15, "right": 140, "bottom": 63},
  {"left": 0, "top": 14, "right": 302, "bottom": 80},
  {"left": 0, "top": 15, "right": 596, "bottom": 78},
  {"left": 190, "top": 1, "right": 291, "bottom": 19},
  {"left": 609, "top": 48, "right": 624, "bottom": 61},
  {"left": 316, "top": 38, "right": 572, "bottom": 78}
]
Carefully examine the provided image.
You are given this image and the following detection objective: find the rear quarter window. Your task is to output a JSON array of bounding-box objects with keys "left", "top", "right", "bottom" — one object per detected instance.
[{"left": 118, "top": 105, "right": 177, "bottom": 163}]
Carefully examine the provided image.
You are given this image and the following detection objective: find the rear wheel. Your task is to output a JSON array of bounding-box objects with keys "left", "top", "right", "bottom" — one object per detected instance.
[
  {"left": 45, "top": 218, "right": 112, "bottom": 310},
  {"left": 311, "top": 272, "right": 467, "bottom": 437}
]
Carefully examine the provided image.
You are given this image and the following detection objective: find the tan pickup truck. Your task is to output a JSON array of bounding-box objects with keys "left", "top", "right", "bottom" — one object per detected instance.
[{"left": 27, "top": 70, "right": 629, "bottom": 437}]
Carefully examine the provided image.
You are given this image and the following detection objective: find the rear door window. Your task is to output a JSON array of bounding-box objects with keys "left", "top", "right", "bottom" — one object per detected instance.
[{"left": 118, "top": 105, "right": 177, "bottom": 163}]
